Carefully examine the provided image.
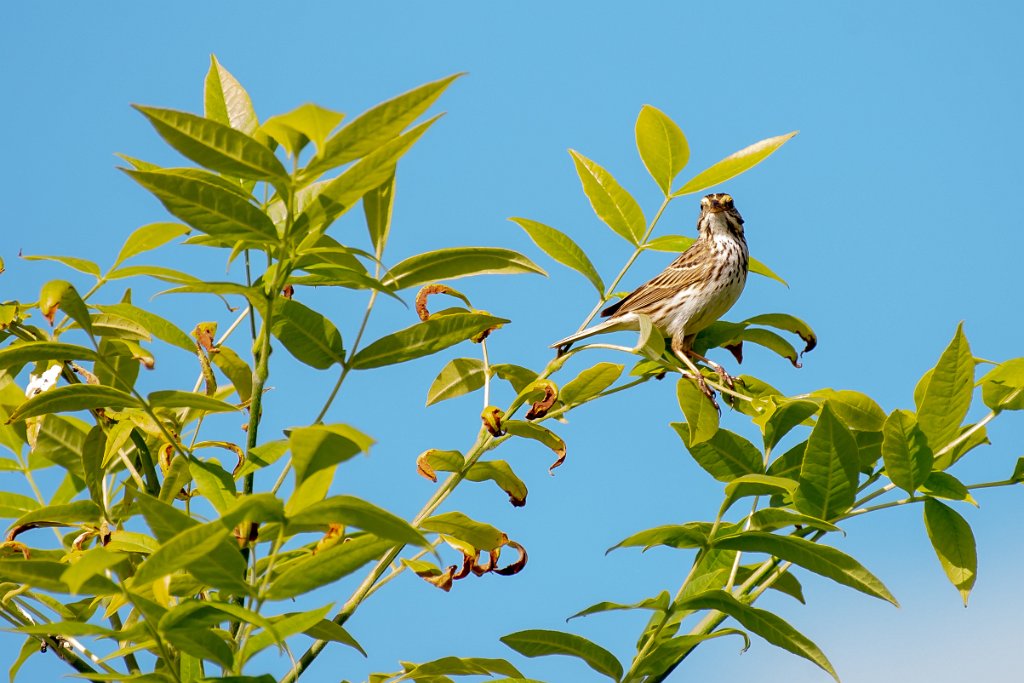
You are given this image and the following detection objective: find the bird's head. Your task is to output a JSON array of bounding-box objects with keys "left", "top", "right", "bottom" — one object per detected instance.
[{"left": 699, "top": 193, "right": 745, "bottom": 238}]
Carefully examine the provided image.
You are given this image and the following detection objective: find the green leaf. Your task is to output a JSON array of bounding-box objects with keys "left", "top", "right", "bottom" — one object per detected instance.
[
  {"left": 500, "top": 629, "right": 623, "bottom": 682},
  {"left": 162, "top": 627, "right": 235, "bottom": 670},
  {"left": 635, "top": 105, "right": 690, "bottom": 196},
  {"left": 672, "top": 425, "right": 763, "bottom": 482},
  {"left": 113, "top": 222, "right": 192, "bottom": 267},
  {"left": 267, "top": 534, "right": 394, "bottom": 600},
  {"left": 420, "top": 510, "right": 505, "bottom": 551},
  {"left": 0, "top": 492, "right": 38, "bottom": 519},
  {"left": 10, "top": 636, "right": 37, "bottom": 683},
  {"left": 714, "top": 532, "right": 898, "bottom": 605},
  {"left": 0, "top": 560, "right": 117, "bottom": 595},
  {"left": 748, "top": 256, "right": 789, "bottom": 287},
  {"left": 923, "top": 498, "right": 977, "bottom": 605},
  {"left": 261, "top": 103, "right": 344, "bottom": 157},
  {"left": 502, "top": 420, "right": 567, "bottom": 473},
  {"left": 8, "top": 385, "right": 141, "bottom": 422},
  {"left": 633, "top": 630, "right": 751, "bottom": 679},
  {"left": 148, "top": 390, "right": 238, "bottom": 413},
  {"left": 633, "top": 312, "right": 666, "bottom": 359},
  {"left": 743, "top": 313, "right": 816, "bottom": 354},
  {"left": 295, "top": 117, "right": 440, "bottom": 236},
  {"left": 396, "top": 657, "right": 523, "bottom": 681},
  {"left": 131, "top": 519, "right": 237, "bottom": 586},
  {"left": 351, "top": 313, "right": 509, "bottom": 370},
  {"left": 881, "top": 409, "right": 933, "bottom": 494},
  {"left": 569, "top": 149, "right": 646, "bottom": 245},
  {"left": 720, "top": 474, "right": 798, "bottom": 515},
  {"left": 289, "top": 424, "right": 374, "bottom": 488},
  {"left": 644, "top": 234, "right": 695, "bottom": 252},
  {"left": 673, "top": 131, "right": 798, "bottom": 196},
  {"left": 793, "top": 403, "right": 859, "bottom": 520},
  {"left": 917, "top": 323, "right": 974, "bottom": 452},
  {"left": 88, "top": 313, "right": 152, "bottom": 341},
  {"left": 679, "top": 590, "right": 837, "bottom": 680},
  {"left": 307, "top": 73, "right": 463, "bottom": 176},
  {"left": 271, "top": 299, "right": 345, "bottom": 369},
  {"left": 287, "top": 495, "right": 429, "bottom": 547},
  {"left": 204, "top": 55, "right": 260, "bottom": 135},
  {"left": 426, "top": 357, "right": 486, "bottom": 406},
  {"left": 363, "top": 173, "right": 395, "bottom": 254},
  {"left": 748, "top": 508, "right": 840, "bottom": 534},
  {"left": 0, "top": 341, "right": 98, "bottom": 369},
  {"left": 756, "top": 397, "right": 819, "bottom": 452},
  {"left": 20, "top": 254, "right": 101, "bottom": 278},
  {"left": 384, "top": 247, "right": 546, "bottom": 290},
  {"left": 608, "top": 522, "right": 715, "bottom": 552},
  {"left": 240, "top": 605, "right": 337, "bottom": 664},
  {"left": 738, "top": 328, "right": 802, "bottom": 367},
  {"left": 919, "top": 471, "right": 976, "bottom": 505},
  {"left": 466, "top": 460, "right": 529, "bottom": 507},
  {"left": 132, "top": 105, "right": 289, "bottom": 189},
  {"left": 810, "top": 389, "right": 886, "bottom": 433},
  {"left": 979, "top": 357, "right": 1024, "bottom": 411},
  {"left": 8, "top": 500, "right": 102, "bottom": 533},
  {"left": 510, "top": 217, "right": 603, "bottom": 294},
  {"left": 122, "top": 169, "right": 277, "bottom": 243},
  {"left": 302, "top": 618, "right": 367, "bottom": 656},
  {"left": 559, "top": 362, "right": 623, "bottom": 405},
  {"left": 94, "top": 303, "right": 196, "bottom": 352},
  {"left": 492, "top": 364, "right": 539, "bottom": 394},
  {"left": 39, "top": 280, "right": 92, "bottom": 335},
  {"left": 568, "top": 592, "right": 670, "bottom": 620},
  {"left": 62, "top": 547, "right": 126, "bottom": 594},
  {"left": 677, "top": 376, "right": 720, "bottom": 445}
]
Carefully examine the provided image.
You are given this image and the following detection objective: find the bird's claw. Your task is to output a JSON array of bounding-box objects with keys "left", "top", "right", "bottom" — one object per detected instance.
[{"left": 685, "top": 371, "right": 721, "bottom": 414}]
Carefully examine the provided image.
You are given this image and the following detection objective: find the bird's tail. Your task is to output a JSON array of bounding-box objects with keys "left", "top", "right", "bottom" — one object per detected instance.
[{"left": 549, "top": 316, "right": 639, "bottom": 353}]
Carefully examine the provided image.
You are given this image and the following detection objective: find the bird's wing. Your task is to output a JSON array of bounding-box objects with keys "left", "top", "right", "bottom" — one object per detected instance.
[{"left": 602, "top": 241, "right": 712, "bottom": 317}]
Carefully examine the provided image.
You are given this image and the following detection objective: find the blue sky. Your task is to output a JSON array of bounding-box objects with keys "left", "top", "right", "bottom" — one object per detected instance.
[{"left": 2, "top": 2, "right": 1023, "bottom": 682}]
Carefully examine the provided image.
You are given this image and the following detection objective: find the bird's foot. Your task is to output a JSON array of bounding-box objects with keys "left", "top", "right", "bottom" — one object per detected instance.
[
  {"left": 711, "top": 362, "right": 735, "bottom": 390},
  {"left": 684, "top": 371, "right": 720, "bottom": 414}
]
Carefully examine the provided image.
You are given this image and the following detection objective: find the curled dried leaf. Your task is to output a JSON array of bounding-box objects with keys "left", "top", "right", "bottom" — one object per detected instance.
[
  {"left": 192, "top": 322, "right": 218, "bottom": 352},
  {"left": 234, "top": 521, "right": 260, "bottom": 548},
  {"left": 423, "top": 565, "right": 457, "bottom": 592},
  {"left": 282, "top": 284, "right": 294, "bottom": 300},
  {"left": 0, "top": 541, "right": 30, "bottom": 559},
  {"left": 493, "top": 540, "right": 528, "bottom": 576},
  {"left": 473, "top": 550, "right": 496, "bottom": 576},
  {"left": 415, "top": 284, "right": 472, "bottom": 321},
  {"left": 416, "top": 451, "right": 438, "bottom": 482},
  {"left": 71, "top": 363, "right": 100, "bottom": 385},
  {"left": 453, "top": 551, "right": 475, "bottom": 580},
  {"left": 313, "top": 523, "right": 344, "bottom": 555},
  {"left": 525, "top": 380, "right": 558, "bottom": 420},
  {"left": 724, "top": 342, "right": 743, "bottom": 365},
  {"left": 6, "top": 521, "right": 65, "bottom": 542},
  {"left": 482, "top": 406, "right": 505, "bottom": 436}
]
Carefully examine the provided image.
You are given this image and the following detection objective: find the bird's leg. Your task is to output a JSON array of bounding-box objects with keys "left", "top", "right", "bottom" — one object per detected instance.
[
  {"left": 687, "top": 350, "right": 735, "bottom": 389},
  {"left": 671, "top": 336, "right": 719, "bottom": 412}
]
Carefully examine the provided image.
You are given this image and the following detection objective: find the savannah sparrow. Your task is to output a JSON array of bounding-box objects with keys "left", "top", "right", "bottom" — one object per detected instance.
[{"left": 551, "top": 193, "right": 749, "bottom": 403}]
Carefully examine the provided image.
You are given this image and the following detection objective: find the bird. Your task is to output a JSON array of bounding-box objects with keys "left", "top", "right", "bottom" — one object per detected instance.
[{"left": 551, "top": 193, "right": 749, "bottom": 405}]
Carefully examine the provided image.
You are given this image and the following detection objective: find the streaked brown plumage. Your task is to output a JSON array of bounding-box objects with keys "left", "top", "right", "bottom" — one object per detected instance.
[{"left": 551, "top": 193, "right": 749, "bottom": 402}]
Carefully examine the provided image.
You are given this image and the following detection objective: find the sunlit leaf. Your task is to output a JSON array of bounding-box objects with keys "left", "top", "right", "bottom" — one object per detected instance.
[
  {"left": 267, "top": 534, "right": 394, "bottom": 600},
  {"left": 114, "top": 222, "right": 192, "bottom": 267},
  {"left": 793, "top": 403, "right": 859, "bottom": 520},
  {"left": 287, "top": 495, "right": 429, "bottom": 547},
  {"left": 147, "top": 390, "right": 238, "bottom": 413},
  {"left": 672, "top": 425, "right": 762, "bottom": 482},
  {"left": 122, "top": 169, "right": 277, "bottom": 243},
  {"left": 351, "top": 313, "right": 509, "bottom": 369},
  {"left": 384, "top": 247, "right": 546, "bottom": 290},
  {"left": 8, "top": 385, "right": 141, "bottom": 422},
  {"left": 0, "top": 342, "right": 97, "bottom": 369},
  {"left": 426, "top": 357, "right": 486, "bottom": 406},
  {"left": 559, "top": 362, "right": 623, "bottom": 406},
  {"left": 673, "top": 131, "right": 798, "bottom": 196},
  {"left": 261, "top": 102, "right": 344, "bottom": 157},
  {"left": 307, "top": 73, "right": 464, "bottom": 176},
  {"left": 500, "top": 629, "right": 623, "bottom": 682},
  {"left": 881, "top": 409, "right": 932, "bottom": 494},
  {"left": 289, "top": 424, "right": 373, "bottom": 488},
  {"left": 20, "top": 254, "right": 101, "bottom": 278},
  {"left": 917, "top": 323, "right": 974, "bottom": 452},
  {"left": 923, "top": 498, "right": 977, "bottom": 605},
  {"left": 635, "top": 105, "right": 689, "bottom": 196},
  {"left": 420, "top": 511, "right": 505, "bottom": 551},
  {"left": 271, "top": 299, "right": 345, "bottom": 369},
  {"left": 714, "top": 532, "right": 898, "bottom": 605},
  {"left": 204, "top": 55, "right": 260, "bottom": 136},
  {"left": 510, "top": 217, "right": 603, "bottom": 294},
  {"left": 677, "top": 377, "right": 719, "bottom": 445},
  {"left": 569, "top": 149, "right": 646, "bottom": 244},
  {"left": 678, "top": 590, "right": 837, "bottom": 681},
  {"left": 132, "top": 105, "right": 288, "bottom": 189}
]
